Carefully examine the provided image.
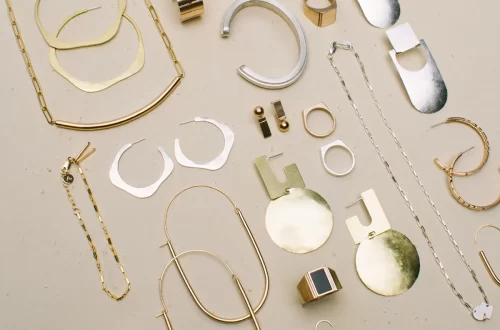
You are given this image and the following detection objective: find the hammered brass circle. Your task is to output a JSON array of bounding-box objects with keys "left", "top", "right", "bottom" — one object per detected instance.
[
  {"left": 266, "top": 188, "right": 333, "bottom": 254},
  {"left": 356, "top": 229, "right": 420, "bottom": 296}
]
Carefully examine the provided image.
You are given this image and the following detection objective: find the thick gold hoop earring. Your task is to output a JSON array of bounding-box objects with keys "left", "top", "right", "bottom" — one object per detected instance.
[
  {"left": 447, "top": 150, "right": 500, "bottom": 211},
  {"left": 49, "top": 11, "right": 145, "bottom": 93},
  {"left": 35, "top": 0, "right": 126, "bottom": 50},
  {"left": 432, "top": 117, "right": 489, "bottom": 177},
  {"left": 161, "top": 185, "right": 269, "bottom": 323}
]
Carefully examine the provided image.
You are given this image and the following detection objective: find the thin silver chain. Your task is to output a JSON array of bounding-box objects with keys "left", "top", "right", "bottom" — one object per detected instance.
[{"left": 327, "top": 42, "right": 488, "bottom": 314}]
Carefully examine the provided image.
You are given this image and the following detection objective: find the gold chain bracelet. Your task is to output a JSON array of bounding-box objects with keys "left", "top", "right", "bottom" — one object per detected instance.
[
  {"left": 61, "top": 143, "right": 131, "bottom": 300},
  {"left": 5, "top": 0, "right": 184, "bottom": 131}
]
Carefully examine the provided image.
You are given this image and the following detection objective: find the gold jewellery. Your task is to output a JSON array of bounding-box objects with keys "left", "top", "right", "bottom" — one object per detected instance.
[
  {"left": 176, "top": 0, "right": 204, "bottom": 22},
  {"left": 162, "top": 185, "right": 269, "bottom": 323},
  {"left": 158, "top": 250, "right": 261, "bottom": 330},
  {"left": 432, "top": 117, "right": 490, "bottom": 177},
  {"left": 49, "top": 11, "right": 145, "bottom": 93},
  {"left": 303, "top": 102, "right": 336, "bottom": 138},
  {"left": 475, "top": 225, "right": 500, "bottom": 286},
  {"left": 303, "top": 0, "right": 337, "bottom": 27},
  {"left": 447, "top": 149, "right": 500, "bottom": 211},
  {"left": 60, "top": 143, "right": 131, "bottom": 301},
  {"left": 5, "top": 0, "right": 184, "bottom": 130},
  {"left": 35, "top": 0, "right": 127, "bottom": 49},
  {"left": 297, "top": 267, "right": 342, "bottom": 304}
]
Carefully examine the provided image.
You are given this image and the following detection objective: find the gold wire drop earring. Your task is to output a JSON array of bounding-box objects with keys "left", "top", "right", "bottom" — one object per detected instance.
[
  {"left": 60, "top": 143, "right": 131, "bottom": 300},
  {"left": 49, "top": 11, "right": 145, "bottom": 93},
  {"left": 161, "top": 185, "right": 269, "bottom": 323},
  {"left": 447, "top": 149, "right": 500, "bottom": 211},
  {"left": 158, "top": 250, "right": 262, "bottom": 330},
  {"left": 475, "top": 225, "right": 500, "bottom": 286},
  {"left": 35, "top": 0, "right": 127, "bottom": 50},
  {"left": 431, "top": 117, "right": 490, "bottom": 177}
]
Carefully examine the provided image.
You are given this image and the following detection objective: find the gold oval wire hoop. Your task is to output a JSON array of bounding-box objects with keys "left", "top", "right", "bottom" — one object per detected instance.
[
  {"left": 432, "top": 117, "right": 490, "bottom": 177},
  {"left": 49, "top": 10, "right": 145, "bottom": 93},
  {"left": 302, "top": 103, "right": 336, "bottom": 138},
  {"left": 35, "top": 0, "right": 126, "bottom": 50},
  {"left": 315, "top": 320, "right": 334, "bottom": 329},
  {"left": 474, "top": 225, "right": 500, "bottom": 286},
  {"left": 162, "top": 185, "right": 270, "bottom": 323},
  {"left": 447, "top": 149, "right": 500, "bottom": 211},
  {"left": 158, "top": 250, "right": 261, "bottom": 330}
]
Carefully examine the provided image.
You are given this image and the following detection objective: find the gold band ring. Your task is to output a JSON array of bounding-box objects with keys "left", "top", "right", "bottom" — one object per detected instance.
[
  {"left": 304, "top": 0, "right": 337, "bottom": 27},
  {"left": 303, "top": 102, "right": 336, "bottom": 138}
]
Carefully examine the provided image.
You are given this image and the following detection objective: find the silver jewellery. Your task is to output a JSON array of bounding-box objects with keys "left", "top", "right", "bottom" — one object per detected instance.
[
  {"left": 109, "top": 139, "right": 174, "bottom": 198},
  {"left": 327, "top": 41, "right": 490, "bottom": 320},
  {"left": 221, "top": 0, "right": 308, "bottom": 89},
  {"left": 175, "top": 117, "right": 235, "bottom": 171},
  {"left": 315, "top": 320, "right": 334, "bottom": 330},
  {"left": 320, "top": 140, "right": 355, "bottom": 177},
  {"left": 386, "top": 23, "right": 447, "bottom": 113},
  {"left": 357, "top": 0, "right": 400, "bottom": 28}
]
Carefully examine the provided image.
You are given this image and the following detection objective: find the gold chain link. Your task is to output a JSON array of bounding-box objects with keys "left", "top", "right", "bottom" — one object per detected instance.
[
  {"left": 61, "top": 144, "right": 130, "bottom": 301},
  {"left": 5, "top": 0, "right": 184, "bottom": 126}
]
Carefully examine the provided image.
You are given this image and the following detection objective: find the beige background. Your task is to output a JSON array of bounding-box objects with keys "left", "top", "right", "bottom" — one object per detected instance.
[{"left": 1, "top": 0, "right": 499, "bottom": 329}]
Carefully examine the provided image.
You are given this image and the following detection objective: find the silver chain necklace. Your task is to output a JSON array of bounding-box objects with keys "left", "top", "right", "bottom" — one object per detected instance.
[{"left": 327, "top": 41, "right": 491, "bottom": 321}]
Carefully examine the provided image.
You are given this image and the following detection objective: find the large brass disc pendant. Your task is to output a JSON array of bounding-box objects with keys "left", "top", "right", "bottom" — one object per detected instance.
[
  {"left": 356, "top": 229, "right": 420, "bottom": 296},
  {"left": 266, "top": 188, "right": 333, "bottom": 254}
]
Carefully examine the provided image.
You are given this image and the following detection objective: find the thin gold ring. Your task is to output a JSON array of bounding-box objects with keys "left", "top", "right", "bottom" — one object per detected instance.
[
  {"left": 161, "top": 185, "right": 270, "bottom": 323},
  {"left": 35, "top": 0, "right": 126, "bottom": 50},
  {"left": 303, "top": 102, "right": 336, "bottom": 138},
  {"left": 49, "top": 11, "right": 145, "bottom": 93}
]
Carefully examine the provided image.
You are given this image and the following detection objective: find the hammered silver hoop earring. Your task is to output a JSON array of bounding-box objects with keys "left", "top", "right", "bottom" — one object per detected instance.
[
  {"left": 175, "top": 117, "right": 235, "bottom": 171},
  {"left": 320, "top": 140, "right": 355, "bottom": 176},
  {"left": 109, "top": 139, "right": 174, "bottom": 198}
]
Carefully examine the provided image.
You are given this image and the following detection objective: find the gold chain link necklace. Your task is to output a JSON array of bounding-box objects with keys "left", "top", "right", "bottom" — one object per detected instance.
[
  {"left": 60, "top": 143, "right": 131, "bottom": 300},
  {"left": 5, "top": 0, "right": 184, "bottom": 131}
]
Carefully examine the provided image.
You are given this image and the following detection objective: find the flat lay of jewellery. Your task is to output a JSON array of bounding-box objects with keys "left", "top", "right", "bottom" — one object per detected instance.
[
  {"left": 60, "top": 143, "right": 131, "bottom": 301},
  {"left": 254, "top": 106, "right": 272, "bottom": 138},
  {"left": 446, "top": 148, "right": 500, "bottom": 211},
  {"left": 255, "top": 154, "right": 333, "bottom": 254},
  {"left": 109, "top": 139, "right": 174, "bottom": 198},
  {"left": 320, "top": 140, "right": 356, "bottom": 177},
  {"left": 221, "top": 0, "right": 308, "bottom": 89},
  {"left": 303, "top": 102, "right": 336, "bottom": 138},
  {"left": 386, "top": 23, "right": 448, "bottom": 114},
  {"left": 431, "top": 117, "right": 490, "bottom": 176},
  {"left": 303, "top": 0, "right": 337, "bottom": 27},
  {"left": 315, "top": 320, "right": 334, "bottom": 329},
  {"left": 356, "top": 0, "right": 400, "bottom": 28},
  {"left": 49, "top": 11, "right": 145, "bottom": 93},
  {"left": 174, "top": 117, "right": 235, "bottom": 171},
  {"left": 328, "top": 41, "right": 491, "bottom": 320},
  {"left": 297, "top": 267, "right": 342, "bottom": 304},
  {"left": 35, "top": 0, "right": 127, "bottom": 49},
  {"left": 174, "top": 0, "right": 204, "bottom": 22},
  {"left": 5, "top": 0, "right": 184, "bottom": 130},
  {"left": 475, "top": 225, "right": 500, "bottom": 286},
  {"left": 272, "top": 100, "right": 290, "bottom": 132},
  {"left": 161, "top": 185, "right": 269, "bottom": 323},
  {"left": 345, "top": 189, "right": 420, "bottom": 296},
  {"left": 158, "top": 250, "right": 262, "bottom": 330}
]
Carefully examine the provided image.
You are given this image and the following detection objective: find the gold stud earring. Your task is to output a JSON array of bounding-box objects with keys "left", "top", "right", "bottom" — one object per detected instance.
[{"left": 272, "top": 99, "right": 290, "bottom": 132}]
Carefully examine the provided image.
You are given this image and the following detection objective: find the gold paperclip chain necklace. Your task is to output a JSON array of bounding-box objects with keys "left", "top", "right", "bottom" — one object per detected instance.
[
  {"left": 60, "top": 143, "right": 131, "bottom": 301},
  {"left": 5, "top": 0, "right": 184, "bottom": 130},
  {"left": 327, "top": 42, "right": 489, "bottom": 318}
]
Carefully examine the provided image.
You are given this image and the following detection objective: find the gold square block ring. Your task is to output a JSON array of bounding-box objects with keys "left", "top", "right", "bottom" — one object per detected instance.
[{"left": 304, "top": 0, "right": 337, "bottom": 27}]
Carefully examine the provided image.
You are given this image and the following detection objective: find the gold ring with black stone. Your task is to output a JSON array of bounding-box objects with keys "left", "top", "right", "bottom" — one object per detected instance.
[{"left": 297, "top": 267, "right": 342, "bottom": 304}]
